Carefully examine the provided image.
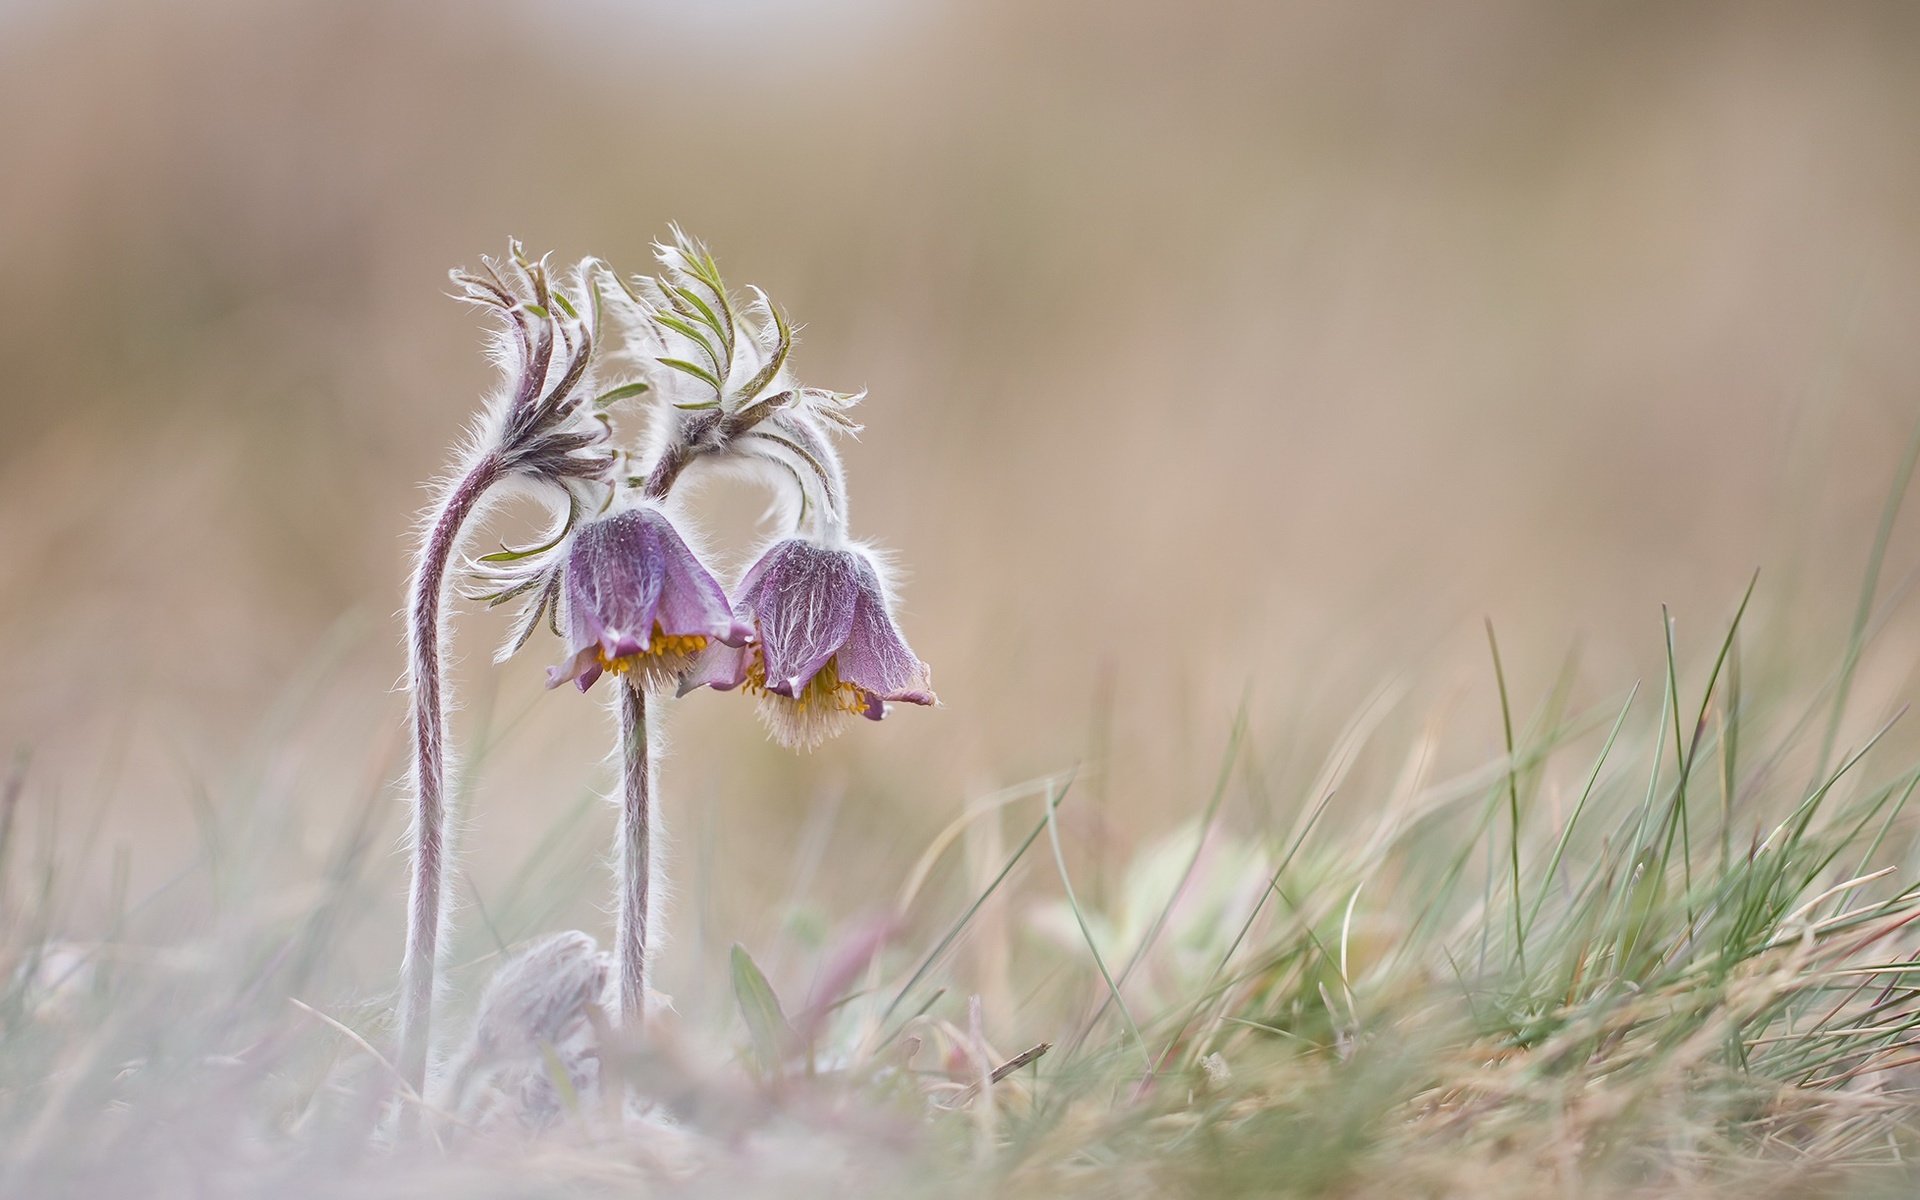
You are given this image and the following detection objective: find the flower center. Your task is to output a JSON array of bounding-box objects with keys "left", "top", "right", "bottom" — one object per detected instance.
[
  {"left": 596, "top": 625, "right": 710, "bottom": 674},
  {"left": 743, "top": 651, "right": 871, "bottom": 715}
]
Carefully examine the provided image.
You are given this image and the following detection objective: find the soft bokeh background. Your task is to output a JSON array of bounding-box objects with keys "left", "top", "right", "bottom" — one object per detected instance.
[{"left": 4, "top": 0, "right": 1920, "bottom": 1003}]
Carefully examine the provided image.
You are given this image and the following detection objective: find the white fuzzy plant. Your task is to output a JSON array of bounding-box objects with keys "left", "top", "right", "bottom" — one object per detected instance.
[{"left": 400, "top": 231, "right": 934, "bottom": 1130}]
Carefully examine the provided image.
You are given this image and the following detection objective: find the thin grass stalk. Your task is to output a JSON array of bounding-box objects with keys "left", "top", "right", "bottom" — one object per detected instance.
[
  {"left": 0, "top": 752, "right": 26, "bottom": 915},
  {"left": 873, "top": 785, "right": 1065, "bottom": 1045},
  {"left": 1043, "top": 780, "right": 1151, "bottom": 1072},
  {"left": 1814, "top": 419, "right": 1920, "bottom": 782},
  {"left": 1486, "top": 621, "right": 1527, "bottom": 973},
  {"left": 1065, "top": 706, "right": 1245, "bottom": 1058}
]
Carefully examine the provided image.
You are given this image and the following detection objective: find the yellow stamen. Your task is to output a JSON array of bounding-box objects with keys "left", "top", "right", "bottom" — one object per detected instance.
[
  {"left": 597, "top": 625, "right": 710, "bottom": 675},
  {"left": 741, "top": 652, "right": 872, "bottom": 715}
]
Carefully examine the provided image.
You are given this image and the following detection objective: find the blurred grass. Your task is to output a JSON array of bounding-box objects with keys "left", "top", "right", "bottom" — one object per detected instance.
[{"left": 6, "top": 3, "right": 1920, "bottom": 916}]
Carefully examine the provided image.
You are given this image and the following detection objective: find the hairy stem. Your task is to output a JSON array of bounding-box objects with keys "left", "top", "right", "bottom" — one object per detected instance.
[
  {"left": 398, "top": 453, "right": 501, "bottom": 1115},
  {"left": 639, "top": 439, "right": 694, "bottom": 502},
  {"left": 616, "top": 681, "right": 656, "bottom": 1026}
]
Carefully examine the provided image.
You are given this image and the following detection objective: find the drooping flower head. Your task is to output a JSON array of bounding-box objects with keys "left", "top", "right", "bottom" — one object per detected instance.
[
  {"left": 449, "top": 246, "right": 630, "bottom": 498},
  {"left": 687, "top": 538, "right": 934, "bottom": 750},
  {"left": 545, "top": 505, "right": 749, "bottom": 693}
]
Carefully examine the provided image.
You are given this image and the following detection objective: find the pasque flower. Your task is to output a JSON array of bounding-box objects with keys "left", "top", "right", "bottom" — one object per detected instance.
[
  {"left": 545, "top": 506, "right": 749, "bottom": 694},
  {"left": 687, "top": 537, "right": 935, "bottom": 750},
  {"left": 455, "top": 231, "right": 934, "bottom": 1049}
]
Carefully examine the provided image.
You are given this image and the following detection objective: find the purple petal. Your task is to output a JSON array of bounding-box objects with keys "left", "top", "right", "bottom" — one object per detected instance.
[
  {"left": 647, "top": 514, "right": 743, "bottom": 643},
  {"left": 545, "top": 646, "right": 600, "bottom": 691},
  {"left": 559, "top": 511, "right": 667, "bottom": 659},
  {"left": 678, "top": 642, "right": 749, "bottom": 696},
  {"left": 547, "top": 506, "right": 736, "bottom": 689},
  {"left": 605, "top": 632, "right": 646, "bottom": 658},
  {"left": 835, "top": 553, "right": 934, "bottom": 703},
  {"left": 733, "top": 539, "right": 802, "bottom": 609},
  {"left": 740, "top": 540, "right": 861, "bottom": 695}
]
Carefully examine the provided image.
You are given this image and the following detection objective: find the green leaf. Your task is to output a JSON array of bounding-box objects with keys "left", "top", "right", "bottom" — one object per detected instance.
[
  {"left": 549, "top": 290, "right": 579, "bottom": 320},
  {"left": 672, "top": 399, "right": 722, "bottom": 411},
  {"left": 666, "top": 231, "right": 735, "bottom": 344},
  {"left": 670, "top": 285, "right": 727, "bottom": 342},
  {"left": 477, "top": 500, "right": 577, "bottom": 562},
  {"left": 731, "top": 943, "right": 790, "bottom": 1075},
  {"left": 657, "top": 357, "right": 723, "bottom": 393},
  {"left": 654, "top": 313, "right": 726, "bottom": 382},
  {"left": 477, "top": 532, "right": 567, "bottom": 564},
  {"left": 477, "top": 548, "right": 545, "bottom": 564},
  {"left": 522, "top": 303, "right": 550, "bottom": 320},
  {"left": 693, "top": 251, "right": 725, "bottom": 292},
  {"left": 592, "top": 381, "right": 652, "bottom": 410},
  {"left": 735, "top": 291, "right": 791, "bottom": 402},
  {"left": 654, "top": 313, "right": 718, "bottom": 358}
]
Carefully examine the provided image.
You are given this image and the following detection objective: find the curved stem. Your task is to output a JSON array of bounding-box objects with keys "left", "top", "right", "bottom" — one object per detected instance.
[
  {"left": 398, "top": 453, "right": 501, "bottom": 1117},
  {"left": 616, "top": 681, "right": 656, "bottom": 1026},
  {"left": 639, "top": 439, "right": 694, "bottom": 502}
]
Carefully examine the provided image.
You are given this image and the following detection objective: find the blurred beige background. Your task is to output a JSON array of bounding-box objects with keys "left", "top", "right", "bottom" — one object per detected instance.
[{"left": 4, "top": 0, "right": 1920, "bottom": 982}]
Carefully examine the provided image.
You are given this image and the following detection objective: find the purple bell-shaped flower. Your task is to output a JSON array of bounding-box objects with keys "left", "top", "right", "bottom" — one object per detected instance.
[
  {"left": 547, "top": 506, "right": 749, "bottom": 693},
  {"left": 686, "top": 538, "right": 934, "bottom": 749}
]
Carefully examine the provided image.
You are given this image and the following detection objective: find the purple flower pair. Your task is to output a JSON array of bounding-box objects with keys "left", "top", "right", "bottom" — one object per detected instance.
[
  {"left": 548, "top": 507, "right": 934, "bottom": 749},
  {"left": 404, "top": 234, "right": 933, "bottom": 1093}
]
